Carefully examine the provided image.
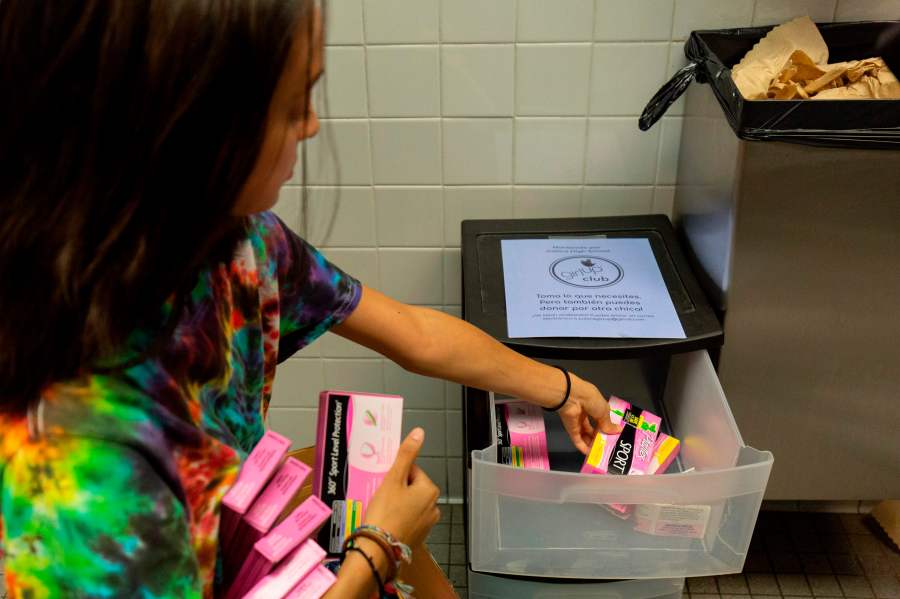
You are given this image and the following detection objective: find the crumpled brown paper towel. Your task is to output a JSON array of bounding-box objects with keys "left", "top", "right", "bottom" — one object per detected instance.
[{"left": 732, "top": 16, "right": 900, "bottom": 100}]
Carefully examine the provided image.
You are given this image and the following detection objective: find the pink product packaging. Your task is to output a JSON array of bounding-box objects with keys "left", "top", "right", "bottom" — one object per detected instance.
[
  {"left": 226, "top": 496, "right": 332, "bottom": 599},
  {"left": 606, "top": 433, "right": 682, "bottom": 518},
  {"left": 283, "top": 565, "right": 337, "bottom": 599},
  {"left": 221, "top": 430, "right": 292, "bottom": 547},
  {"left": 225, "top": 458, "right": 312, "bottom": 577},
  {"left": 241, "top": 539, "right": 326, "bottom": 599},
  {"left": 494, "top": 400, "right": 549, "bottom": 471},
  {"left": 580, "top": 396, "right": 661, "bottom": 476},
  {"left": 313, "top": 391, "right": 403, "bottom": 555}
]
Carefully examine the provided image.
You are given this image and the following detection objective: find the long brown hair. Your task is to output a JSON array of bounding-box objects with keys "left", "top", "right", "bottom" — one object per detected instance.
[{"left": 0, "top": 0, "right": 313, "bottom": 413}]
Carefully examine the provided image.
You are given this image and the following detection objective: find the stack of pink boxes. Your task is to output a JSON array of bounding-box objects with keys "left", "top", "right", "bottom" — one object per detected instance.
[
  {"left": 219, "top": 390, "right": 405, "bottom": 598},
  {"left": 219, "top": 430, "right": 336, "bottom": 599}
]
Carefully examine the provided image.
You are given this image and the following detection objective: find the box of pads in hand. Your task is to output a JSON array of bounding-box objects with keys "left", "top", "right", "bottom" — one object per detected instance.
[
  {"left": 313, "top": 391, "right": 403, "bottom": 555},
  {"left": 581, "top": 396, "right": 661, "bottom": 476}
]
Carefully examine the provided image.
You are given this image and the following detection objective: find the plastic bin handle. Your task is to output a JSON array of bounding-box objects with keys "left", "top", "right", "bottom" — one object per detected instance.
[
  {"left": 639, "top": 62, "right": 698, "bottom": 132},
  {"left": 559, "top": 483, "right": 684, "bottom": 505}
]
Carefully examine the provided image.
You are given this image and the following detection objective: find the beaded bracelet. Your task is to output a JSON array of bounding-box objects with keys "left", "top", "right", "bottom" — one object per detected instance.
[
  {"left": 345, "top": 530, "right": 398, "bottom": 583},
  {"left": 344, "top": 546, "right": 386, "bottom": 597},
  {"left": 353, "top": 524, "right": 413, "bottom": 566}
]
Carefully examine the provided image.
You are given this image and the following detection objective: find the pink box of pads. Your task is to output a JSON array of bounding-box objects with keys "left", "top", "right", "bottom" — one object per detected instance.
[
  {"left": 581, "top": 396, "right": 661, "bottom": 476},
  {"left": 220, "top": 430, "right": 291, "bottom": 548},
  {"left": 283, "top": 565, "right": 337, "bottom": 599},
  {"left": 606, "top": 432, "right": 682, "bottom": 518},
  {"left": 225, "top": 457, "right": 312, "bottom": 576},
  {"left": 494, "top": 400, "right": 549, "bottom": 470},
  {"left": 241, "top": 539, "right": 326, "bottom": 599},
  {"left": 226, "top": 496, "right": 331, "bottom": 599},
  {"left": 313, "top": 391, "right": 403, "bottom": 555}
]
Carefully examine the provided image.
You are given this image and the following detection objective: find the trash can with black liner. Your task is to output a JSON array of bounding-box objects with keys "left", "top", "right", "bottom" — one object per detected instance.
[{"left": 640, "top": 21, "right": 900, "bottom": 501}]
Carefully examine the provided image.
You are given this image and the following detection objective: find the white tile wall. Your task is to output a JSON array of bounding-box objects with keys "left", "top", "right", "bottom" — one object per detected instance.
[
  {"left": 375, "top": 186, "right": 443, "bottom": 246},
  {"left": 517, "top": 0, "right": 595, "bottom": 42},
  {"left": 370, "top": 119, "right": 442, "bottom": 184},
  {"left": 441, "top": 0, "right": 516, "bottom": 43},
  {"left": 367, "top": 46, "right": 440, "bottom": 116},
  {"left": 306, "top": 187, "right": 375, "bottom": 247},
  {"left": 516, "top": 44, "right": 592, "bottom": 115},
  {"left": 442, "top": 118, "right": 513, "bottom": 183},
  {"left": 275, "top": 0, "right": 898, "bottom": 499},
  {"left": 514, "top": 118, "right": 586, "bottom": 184},
  {"left": 441, "top": 45, "right": 515, "bottom": 116},
  {"left": 362, "top": 0, "right": 439, "bottom": 44},
  {"left": 317, "top": 47, "right": 367, "bottom": 118}
]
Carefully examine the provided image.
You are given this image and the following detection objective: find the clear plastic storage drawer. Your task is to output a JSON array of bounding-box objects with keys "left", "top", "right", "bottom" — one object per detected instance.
[{"left": 468, "top": 351, "right": 773, "bottom": 580}]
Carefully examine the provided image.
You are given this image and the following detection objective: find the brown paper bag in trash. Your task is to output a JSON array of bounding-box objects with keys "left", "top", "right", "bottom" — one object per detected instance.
[
  {"left": 732, "top": 17, "right": 828, "bottom": 99},
  {"left": 731, "top": 16, "right": 900, "bottom": 100}
]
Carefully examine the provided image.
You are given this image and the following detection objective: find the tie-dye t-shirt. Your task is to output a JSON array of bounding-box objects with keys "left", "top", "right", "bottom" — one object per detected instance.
[{"left": 0, "top": 212, "right": 361, "bottom": 598}]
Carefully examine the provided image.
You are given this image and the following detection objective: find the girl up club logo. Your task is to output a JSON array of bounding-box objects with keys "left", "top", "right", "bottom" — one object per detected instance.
[{"left": 549, "top": 256, "right": 624, "bottom": 288}]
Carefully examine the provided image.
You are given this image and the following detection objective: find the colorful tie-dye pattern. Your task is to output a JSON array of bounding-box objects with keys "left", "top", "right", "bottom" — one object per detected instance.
[{"left": 0, "top": 212, "right": 361, "bottom": 598}]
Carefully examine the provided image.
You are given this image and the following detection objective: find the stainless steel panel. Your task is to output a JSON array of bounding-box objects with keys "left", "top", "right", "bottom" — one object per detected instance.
[{"left": 675, "top": 83, "right": 900, "bottom": 499}]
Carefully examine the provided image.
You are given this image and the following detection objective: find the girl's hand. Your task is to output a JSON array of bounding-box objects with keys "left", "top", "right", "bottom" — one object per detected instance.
[
  {"left": 364, "top": 428, "right": 441, "bottom": 548},
  {"left": 558, "top": 374, "right": 621, "bottom": 454}
]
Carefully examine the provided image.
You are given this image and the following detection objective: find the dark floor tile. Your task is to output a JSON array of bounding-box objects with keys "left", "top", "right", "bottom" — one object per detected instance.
[
  {"left": 778, "top": 574, "right": 813, "bottom": 596},
  {"left": 767, "top": 532, "right": 796, "bottom": 553},
  {"left": 869, "top": 575, "right": 900, "bottom": 599},
  {"left": 790, "top": 515, "right": 819, "bottom": 535},
  {"left": 807, "top": 573, "right": 843, "bottom": 597},
  {"left": 814, "top": 514, "right": 847, "bottom": 535},
  {"left": 841, "top": 515, "right": 870, "bottom": 536},
  {"left": 771, "top": 552, "right": 805, "bottom": 574},
  {"left": 745, "top": 552, "right": 774, "bottom": 573},
  {"left": 447, "top": 565, "right": 467, "bottom": 589},
  {"left": 692, "top": 594, "right": 722, "bottom": 599},
  {"left": 430, "top": 543, "right": 449, "bottom": 563},
  {"left": 888, "top": 552, "right": 900, "bottom": 576},
  {"left": 838, "top": 575, "right": 875, "bottom": 598},
  {"left": 718, "top": 575, "right": 750, "bottom": 594},
  {"left": 821, "top": 534, "right": 854, "bottom": 555},
  {"left": 451, "top": 504, "right": 464, "bottom": 524},
  {"left": 852, "top": 535, "right": 891, "bottom": 556},
  {"left": 450, "top": 524, "right": 465, "bottom": 544},
  {"left": 751, "top": 595, "right": 783, "bottom": 599},
  {"left": 721, "top": 595, "right": 752, "bottom": 599},
  {"left": 439, "top": 507, "right": 452, "bottom": 523},
  {"left": 688, "top": 577, "right": 719, "bottom": 594},
  {"left": 456, "top": 588, "right": 467, "bottom": 599},
  {"left": 748, "top": 574, "right": 782, "bottom": 595},
  {"left": 793, "top": 533, "right": 825, "bottom": 554},
  {"left": 802, "top": 554, "right": 834, "bottom": 575},
  {"left": 429, "top": 524, "right": 451, "bottom": 543},
  {"left": 450, "top": 544, "right": 465, "bottom": 565},
  {"left": 831, "top": 553, "right": 865, "bottom": 576},
  {"left": 862, "top": 553, "right": 897, "bottom": 577}
]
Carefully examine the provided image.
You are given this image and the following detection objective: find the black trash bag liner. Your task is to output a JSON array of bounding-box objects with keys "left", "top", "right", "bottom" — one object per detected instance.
[{"left": 639, "top": 21, "right": 900, "bottom": 149}]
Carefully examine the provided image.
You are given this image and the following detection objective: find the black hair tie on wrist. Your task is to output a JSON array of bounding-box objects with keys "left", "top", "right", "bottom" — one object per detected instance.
[
  {"left": 543, "top": 365, "right": 571, "bottom": 412},
  {"left": 345, "top": 546, "right": 386, "bottom": 596}
]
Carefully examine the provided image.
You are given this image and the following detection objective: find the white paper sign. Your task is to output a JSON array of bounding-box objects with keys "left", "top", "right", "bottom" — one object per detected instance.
[{"left": 500, "top": 238, "right": 686, "bottom": 339}]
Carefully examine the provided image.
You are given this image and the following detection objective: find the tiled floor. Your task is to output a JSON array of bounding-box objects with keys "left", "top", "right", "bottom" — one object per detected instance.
[
  {"left": 1, "top": 509, "right": 895, "bottom": 598},
  {"left": 430, "top": 503, "right": 469, "bottom": 597},
  {"left": 683, "top": 511, "right": 900, "bottom": 599},
  {"left": 432, "top": 509, "right": 900, "bottom": 599}
]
